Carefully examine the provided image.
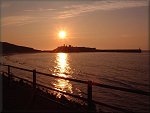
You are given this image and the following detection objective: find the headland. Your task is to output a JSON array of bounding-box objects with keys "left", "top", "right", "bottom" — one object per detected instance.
[{"left": 52, "top": 44, "right": 142, "bottom": 53}]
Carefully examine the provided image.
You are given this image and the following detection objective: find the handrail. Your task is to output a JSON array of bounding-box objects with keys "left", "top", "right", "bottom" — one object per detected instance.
[
  {"left": 36, "top": 71, "right": 88, "bottom": 84},
  {"left": 1, "top": 63, "right": 150, "bottom": 112},
  {"left": 9, "top": 72, "right": 88, "bottom": 101},
  {"left": 1, "top": 63, "right": 88, "bottom": 84},
  {"left": 2, "top": 63, "right": 149, "bottom": 96},
  {"left": 1, "top": 64, "right": 33, "bottom": 72},
  {"left": 36, "top": 83, "right": 88, "bottom": 102},
  {"left": 2, "top": 71, "right": 131, "bottom": 112},
  {"left": 1, "top": 71, "right": 132, "bottom": 112},
  {"left": 2, "top": 71, "right": 33, "bottom": 84},
  {"left": 92, "top": 82, "right": 150, "bottom": 96}
]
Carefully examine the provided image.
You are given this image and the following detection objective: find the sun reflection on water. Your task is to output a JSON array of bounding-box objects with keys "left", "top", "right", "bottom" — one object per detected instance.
[{"left": 53, "top": 53, "right": 73, "bottom": 98}]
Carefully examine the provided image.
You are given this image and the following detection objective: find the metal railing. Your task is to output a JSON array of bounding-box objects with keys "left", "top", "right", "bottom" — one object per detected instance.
[{"left": 1, "top": 63, "right": 150, "bottom": 112}]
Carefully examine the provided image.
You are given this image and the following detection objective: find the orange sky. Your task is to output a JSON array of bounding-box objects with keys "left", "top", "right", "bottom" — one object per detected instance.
[{"left": 1, "top": 0, "right": 149, "bottom": 50}]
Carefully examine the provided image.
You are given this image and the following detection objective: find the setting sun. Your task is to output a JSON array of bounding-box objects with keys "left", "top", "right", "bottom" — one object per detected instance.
[{"left": 58, "top": 31, "right": 66, "bottom": 39}]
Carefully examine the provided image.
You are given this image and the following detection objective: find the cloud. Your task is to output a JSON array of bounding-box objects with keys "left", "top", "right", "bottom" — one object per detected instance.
[
  {"left": 2, "top": 0, "right": 148, "bottom": 27},
  {"left": 1, "top": 16, "right": 47, "bottom": 26},
  {"left": 24, "top": 8, "right": 56, "bottom": 12},
  {"left": 57, "top": 0, "right": 148, "bottom": 19}
]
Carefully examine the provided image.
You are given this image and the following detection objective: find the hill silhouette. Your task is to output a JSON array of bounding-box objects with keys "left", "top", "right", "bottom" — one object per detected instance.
[{"left": 0, "top": 42, "right": 41, "bottom": 55}]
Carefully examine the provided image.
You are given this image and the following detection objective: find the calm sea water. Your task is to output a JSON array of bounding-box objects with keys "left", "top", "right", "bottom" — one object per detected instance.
[{"left": 2, "top": 52, "right": 150, "bottom": 112}]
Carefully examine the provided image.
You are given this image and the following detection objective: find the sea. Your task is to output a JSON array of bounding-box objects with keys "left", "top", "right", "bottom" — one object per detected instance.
[{"left": 1, "top": 52, "right": 150, "bottom": 112}]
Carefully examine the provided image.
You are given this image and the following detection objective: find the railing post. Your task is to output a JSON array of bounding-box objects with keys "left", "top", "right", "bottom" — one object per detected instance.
[
  {"left": 8, "top": 65, "right": 12, "bottom": 86},
  {"left": 87, "top": 80, "right": 93, "bottom": 111},
  {"left": 33, "top": 69, "right": 36, "bottom": 90},
  {"left": 8, "top": 65, "right": 10, "bottom": 77},
  {"left": 8, "top": 65, "right": 12, "bottom": 79}
]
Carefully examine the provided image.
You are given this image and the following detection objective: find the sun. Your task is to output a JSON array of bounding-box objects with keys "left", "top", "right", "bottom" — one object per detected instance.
[{"left": 58, "top": 31, "right": 66, "bottom": 39}]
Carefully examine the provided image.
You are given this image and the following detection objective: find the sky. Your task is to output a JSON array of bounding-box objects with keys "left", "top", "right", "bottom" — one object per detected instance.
[{"left": 1, "top": 0, "right": 149, "bottom": 50}]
